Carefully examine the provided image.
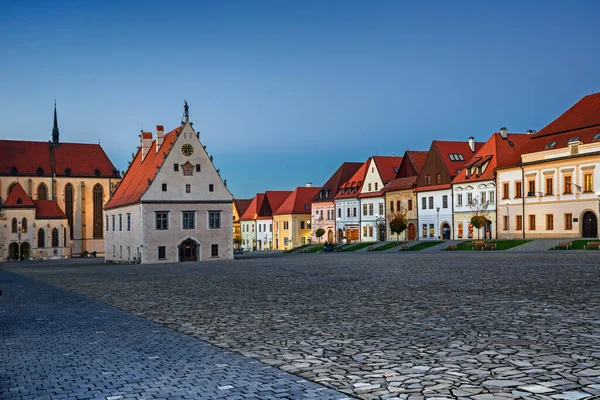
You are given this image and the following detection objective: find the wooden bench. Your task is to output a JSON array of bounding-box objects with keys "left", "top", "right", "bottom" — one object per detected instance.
[
  {"left": 446, "top": 244, "right": 457, "bottom": 251},
  {"left": 474, "top": 243, "right": 485, "bottom": 251},
  {"left": 585, "top": 241, "right": 600, "bottom": 250},
  {"left": 400, "top": 245, "right": 409, "bottom": 251},
  {"left": 484, "top": 243, "right": 496, "bottom": 251},
  {"left": 557, "top": 241, "right": 572, "bottom": 250}
]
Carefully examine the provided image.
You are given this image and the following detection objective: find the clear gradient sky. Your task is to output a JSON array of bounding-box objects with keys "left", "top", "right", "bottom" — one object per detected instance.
[{"left": 1, "top": 1, "right": 599, "bottom": 198}]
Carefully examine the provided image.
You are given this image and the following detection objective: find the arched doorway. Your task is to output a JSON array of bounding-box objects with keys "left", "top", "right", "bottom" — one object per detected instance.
[
  {"left": 20, "top": 242, "right": 30, "bottom": 259},
  {"left": 378, "top": 224, "right": 386, "bottom": 241},
  {"left": 408, "top": 223, "right": 416, "bottom": 240},
  {"left": 179, "top": 239, "right": 198, "bottom": 262},
  {"left": 327, "top": 230, "right": 334, "bottom": 243},
  {"left": 338, "top": 229, "right": 343, "bottom": 243},
  {"left": 9, "top": 243, "right": 18, "bottom": 259},
  {"left": 442, "top": 223, "right": 451, "bottom": 240},
  {"left": 582, "top": 211, "right": 598, "bottom": 238}
]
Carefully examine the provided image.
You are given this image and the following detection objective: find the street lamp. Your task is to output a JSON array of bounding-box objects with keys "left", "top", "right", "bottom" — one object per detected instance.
[
  {"left": 506, "top": 200, "right": 511, "bottom": 240},
  {"left": 436, "top": 207, "right": 440, "bottom": 239}
]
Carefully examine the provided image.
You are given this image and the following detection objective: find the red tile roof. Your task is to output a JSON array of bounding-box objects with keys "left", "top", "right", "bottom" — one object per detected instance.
[
  {"left": 402, "top": 151, "right": 428, "bottom": 177},
  {"left": 0, "top": 140, "right": 118, "bottom": 178},
  {"left": 233, "top": 199, "right": 253, "bottom": 220},
  {"left": 433, "top": 140, "right": 485, "bottom": 178},
  {"left": 274, "top": 186, "right": 321, "bottom": 215},
  {"left": 33, "top": 200, "right": 67, "bottom": 219},
  {"left": 334, "top": 159, "right": 370, "bottom": 199},
  {"left": 105, "top": 128, "right": 180, "bottom": 210},
  {"left": 452, "top": 133, "right": 530, "bottom": 184},
  {"left": 415, "top": 183, "right": 452, "bottom": 192},
  {"left": 239, "top": 193, "right": 265, "bottom": 221},
  {"left": 532, "top": 93, "right": 600, "bottom": 138},
  {"left": 311, "top": 162, "right": 363, "bottom": 203},
  {"left": 373, "top": 156, "right": 403, "bottom": 185},
  {"left": 261, "top": 191, "right": 293, "bottom": 218},
  {"left": 381, "top": 176, "right": 418, "bottom": 192},
  {"left": 2, "top": 182, "right": 35, "bottom": 207}
]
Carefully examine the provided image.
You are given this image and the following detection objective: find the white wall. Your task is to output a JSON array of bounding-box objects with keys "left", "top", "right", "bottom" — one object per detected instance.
[
  {"left": 104, "top": 203, "right": 141, "bottom": 263},
  {"left": 417, "top": 189, "right": 452, "bottom": 239}
]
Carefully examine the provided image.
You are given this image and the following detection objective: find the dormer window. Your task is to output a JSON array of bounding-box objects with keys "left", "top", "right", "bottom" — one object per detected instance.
[
  {"left": 393, "top": 167, "right": 398, "bottom": 173},
  {"left": 593, "top": 133, "right": 600, "bottom": 141},
  {"left": 17, "top": 198, "right": 22, "bottom": 204},
  {"left": 567, "top": 137, "right": 581, "bottom": 145},
  {"left": 544, "top": 141, "right": 557, "bottom": 149},
  {"left": 449, "top": 154, "right": 464, "bottom": 161},
  {"left": 37, "top": 167, "right": 44, "bottom": 176}
]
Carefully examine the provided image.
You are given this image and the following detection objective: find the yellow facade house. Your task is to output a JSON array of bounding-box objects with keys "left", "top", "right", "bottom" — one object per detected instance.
[
  {"left": 233, "top": 199, "right": 252, "bottom": 248},
  {"left": 273, "top": 186, "right": 320, "bottom": 250}
]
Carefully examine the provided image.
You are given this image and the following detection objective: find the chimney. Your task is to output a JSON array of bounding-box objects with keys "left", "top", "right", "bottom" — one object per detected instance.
[
  {"left": 305, "top": 182, "right": 312, "bottom": 187},
  {"left": 500, "top": 127, "right": 508, "bottom": 139},
  {"left": 468, "top": 136, "right": 475, "bottom": 152},
  {"left": 156, "top": 125, "right": 164, "bottom": 153},
  {"left": 141, "top": 131, "right": 153, "bottom": 161}
]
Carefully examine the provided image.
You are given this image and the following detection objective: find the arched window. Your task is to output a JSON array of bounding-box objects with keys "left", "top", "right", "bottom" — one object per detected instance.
[
  {"left": 93, "top": 184, "right": 103, "bottom": 238},
  {"left": 38, "top": 228, "right": 45, "bottom": 248},
  {"left": 64, "top": 183, "right": 74, "bottom": 239},
  {"left": 52, "top": 228, "right": 59, "bottom": 247},
  {"left": 37, "top": 183, "right": 48, "bottom": 200},
  {"left": 22, "top": 217, "right": 27, "bottom": 233},
  {"left": 11, "top": 218, "right": 17, "bottom": 233}
]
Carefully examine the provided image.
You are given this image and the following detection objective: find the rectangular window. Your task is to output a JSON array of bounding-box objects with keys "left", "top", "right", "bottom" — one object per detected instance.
[
  {"left": 396, "top": 200, "right": 401, "bottom": 211},
  {"left": 174, "top": 163, "right": 179, "bottom": 171},
  {"left": 158, "top": 246, "right": 166, "bottom": 259},
  {"left": 155, "top": 212, "right": 169, "bottom": 230},
  {"left": 369, "top": 204, "right": 373, "bottom": 215},
  {"left": 106, "top": 216, "right": 109, "bottom": 231},
  {"left": 112, "top": 215, "right": 115, "bottom": 231},
  {"left": 516, "top": 215, "right": 523, "bottom": 230},
  {"left": 564, "top": 175, "right": 572, "bottom": 194},
  {"left": 503, "top": 215, "right": 508, "bottom": 230},
  {"left": 457, "top": 194, "right": 463, "bottom": 206},
  {"left": 422, "top": 224, "right": 427, "bottom": 237},
  {"left": 429, "top": 224, "right": 434, "bottom": 237},
  {"left": 429, "top": 197, "right": 433, "bottom": 209},
  {"left": 546, "top": 177, "right": 553, "bottom": 195},
  {"left": 347, "top": 207, "right": 350, "bottom": 217},
  {"left": 209, "top": 184, "right": 214, "bottom": 192},
  {"left": 338, "top": 208, "right": 341, "bottom": 218},
  {"left": 502, "top": 182, "right": 509, "bottom": 199},
  {"left": 211, "top": 244, "right": 219, "bottom": 257},
  {"left": 119, "top": 214, "right": 122, "bottom": 231},
  {"left": 374, "top": 182, "right": 378, "bottom": 191},
  {"left": 407, "top": 199, "right": 412, "bottom": 211},
  {"left": 300, "top": 221, "right": 305, "bottom": 229},
  {"left": 353, "top": 207, "right": 357, "bottom": 217},
  {"left": 369, "top": 226, "right": 373, "bottom": 236},
  {"left": 363, "top": 204, "right": 368, "bottom": 216},
  {"left": 422, "top": 197, "right": 426, "bottom": 210},
  {"left": 515, "top": 181, "right": 522, "bottom": 198},
  {"left": 467, "top": 193, "right": 473, "bottom": 205},
  {"left": 186, "top": 184, "right": 191, "bottom": 193},
  {"left": 436, "top": 173, "right": 441, "bottom": 184},
  {"left": 162, "top": 183, "right": 167, "bottom": 192},
  {"left": 363, "top": 226, "right": 367, "bottom": 237},
  {"left": 208, "top": 211, "right": 221, "bottom": 229},
  {"left": 546, "top": 214, "right": 554, "bottom": 230},
  {"left": 529, "top": 214, "right": 536, "bottom": 230},
  {"left": 528, "top": 180, "right": 535, "bottom": 196},
  {"left": 426, "top": 174, "right": 431, "bottom": 185},
  {"left": 442, "top": 195, "right": 448, "bottom": 209},
  {"left": 284, "top": 221, "right": 289, "bottom": 229},
  {"left": 565, "top": 213, "right": 573, "bottom": 230},
  {"left": 390, "top": 201, "right": 394, "bottom": 213},
  {"left": 270, "top": 223, "right": 272, "bottom": 232},
  {"left": 196, "top": 164, "right": 201, "bottom": 172},
  {"left": 368, "top": 183, "right": 372, "bottom": 191},
  {"left": 379, "top": 203, "right": 384, "bottom": 215},
  {"left": 182, "top": 211, "right": 195, "bottom": 229},
  {"left": 489, "top": 191, "right": 495, "bottom": 204},
  {"left": 127, "top": 213, "right": 131, "bottom": 231},
  {"left": 481, "top": 192, "right": 486, "bottom": 204},
  {"left": 584, "top": 173, "right": 593, "bottom": 192}
]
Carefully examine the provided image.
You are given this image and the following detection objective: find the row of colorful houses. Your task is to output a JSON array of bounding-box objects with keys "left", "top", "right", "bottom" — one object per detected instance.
[{"left": 235, "top": 92, "right": 600, "bottom": 250}]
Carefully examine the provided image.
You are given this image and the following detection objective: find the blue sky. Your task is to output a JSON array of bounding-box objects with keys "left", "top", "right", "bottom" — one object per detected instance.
[{"left": 1, "top": 0, "right": 599, "bottom": 198}]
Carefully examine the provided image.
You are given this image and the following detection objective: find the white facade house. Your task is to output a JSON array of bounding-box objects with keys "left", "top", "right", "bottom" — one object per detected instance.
[
  {"left": 255, "top": 219, "right": 273, "bottom": 250},
  {"left": 240, "top": 220, "right": 256, "bottom": 251},
  {"left": 104, "top": 103, "right": 233, "bottom": 263},
  {"left": 453, "top": 183, "right": 496, "bottom": 239},
  {"left": 416, "top": 187, "right": 453, "bottom": 240}
]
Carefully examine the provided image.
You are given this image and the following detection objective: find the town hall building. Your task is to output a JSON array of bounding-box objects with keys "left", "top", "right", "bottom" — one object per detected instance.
[{"left": 103, "top": 103, "right": 233, "bottom": 263}]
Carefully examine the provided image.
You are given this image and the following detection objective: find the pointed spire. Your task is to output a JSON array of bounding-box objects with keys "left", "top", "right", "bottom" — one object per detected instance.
[
  {"left": 52, "top": 100, "right": 60, "bottom": 146},
  {"left": 183, "top": 100, "right": 189, "bottom": 123}
]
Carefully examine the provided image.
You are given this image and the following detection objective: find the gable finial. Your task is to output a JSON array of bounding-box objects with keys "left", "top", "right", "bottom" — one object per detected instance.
[
  {"left": 52, "top": 100, "right": 60, "bottom": 146},
  {"left": 184, "top": 100, "right": 190, "bottom": 123}
]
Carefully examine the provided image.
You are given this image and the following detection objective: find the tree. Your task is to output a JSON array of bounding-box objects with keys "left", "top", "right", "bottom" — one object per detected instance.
[
  {"left": 469, "top": 197, "right": 490, "bottom": 240},
  {"left": 233, "top": 235, "right": 242, "bottom": 248},
  {"left": 389, "top": 210, "right": 408, "bottom": 242},
  {"left": 315, "top": 228, "right": 325, "bottom": 243}
]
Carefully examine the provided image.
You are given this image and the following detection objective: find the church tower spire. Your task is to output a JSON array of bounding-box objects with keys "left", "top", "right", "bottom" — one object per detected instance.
[
  {"left": 51, "top": 100, "right": 60, "bottom": 146},
  {"left": 183, "top": 100, "right": 189, "bottom": 124}
]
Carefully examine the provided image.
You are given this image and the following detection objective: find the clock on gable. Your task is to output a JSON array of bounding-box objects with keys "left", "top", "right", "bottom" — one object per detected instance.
[{"left": 181, "top": 144, "right": 194, "bottom": 157}]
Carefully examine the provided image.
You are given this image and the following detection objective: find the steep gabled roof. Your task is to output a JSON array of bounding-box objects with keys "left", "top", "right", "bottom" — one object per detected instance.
[
  {"left": 334, "top": 159, "right": 370, "bottom": 199},
  {"left": 274, "top": 186, "right": 321, "bottom": 215},
  {"left": 239, "top": 193, "right": 265, "bottom": 221},
  {"left": 2, "top": 182, "right": 35, "bottom": 207},
  {"left": 532, "top": 93, "right": 600, "bottom": 138},
  {"left": 433, "top": 140, "right": 485, "bottom": 178},
  {"left": 233, "top": 199, "right": 253, "bottom": 220},
  {"left": 259, "top": 191, "right": 293, "bottom": 219},
  {"left": 33, "top": 200, "right": 67, "bottom": 219},
  {"left": 452, "top": 133, "right": 529, "bottom": 184},
  {"left": 311, "top": 162, "right": 363, "bottom": 203},
  {"left": 372, "top": 156, "right": 403, "bottom": 186},
  {"left": 401, "top": 151, "right": 428, "bottom": 177},
  {"left": 105, "top": 127, "right": 180, "bottom": 210},
  {"left": 381, "top": 176, "right": 419, "bottom": 192},
  {"left": 53, "top": 143, "right": 119, "bottom": 177}
]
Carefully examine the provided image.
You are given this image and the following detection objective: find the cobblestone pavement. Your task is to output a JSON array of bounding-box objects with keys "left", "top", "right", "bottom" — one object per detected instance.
[
  {"left": 5, "top": 252, "right": 600, "bottom": 400},
  {"left": 0, "top": 271, "right": 349, "bottom": 400}
]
